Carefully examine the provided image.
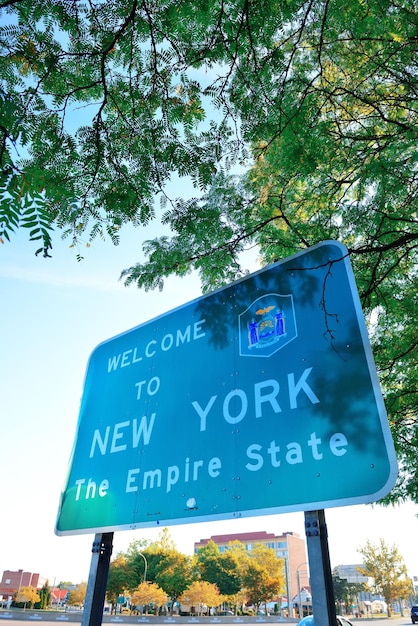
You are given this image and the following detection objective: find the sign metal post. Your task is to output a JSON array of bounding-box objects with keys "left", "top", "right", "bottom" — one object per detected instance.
[
  {"left": 81, "top": 533, "right": 113, "bottom": 626},
  {"left": 305, "top": 510, "right": 336, "bottom": 624}
]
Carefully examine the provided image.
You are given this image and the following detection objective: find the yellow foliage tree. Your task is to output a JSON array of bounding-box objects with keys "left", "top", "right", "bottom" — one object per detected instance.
[
  {"left": 68, "top": 582, "right": 87, "bottom": 607},
  {"left": 358, "top": 539, "right": 410, "bottom": 617},
  {"left": 226, "top": 589, "right": 249, "bottom": 615},
  {"left": 130, "top": 582, "right": 168, "bottom": 615},
  {"left": 179, "top": 581, "right": 223, "bottom": 616},
  {"left": 15, "top": 586, "right": 40, "bottom": 610},
  {"left": 250, "top": 543, "right": 285, "bottom": 581}
]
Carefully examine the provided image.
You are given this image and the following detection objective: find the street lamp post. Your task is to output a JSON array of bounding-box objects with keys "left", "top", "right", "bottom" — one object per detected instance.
[
  {"left": 283, "top": 557, "right": 291, "bottom": 618},
  {"left": 297, "top": 562, "right": 309, "bottom": 619},
  {"left": 137, "top": 552, "right": 148, "bottom": 582},
  {"left": 137, "top": 553, "right": 148, "bottom": 616}
]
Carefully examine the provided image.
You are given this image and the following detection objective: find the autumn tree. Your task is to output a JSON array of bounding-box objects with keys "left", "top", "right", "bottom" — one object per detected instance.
[
  {"left": 179, "top": 581, "right": 223, "bottom": 616},
  {"left": 242, "top": 559, "right": 281, "bottom": 612},
  {"left": 67, "top": 582, "right": 87, "bottom": 608},
  {"left": 226, "top": 541, "right": 258, "bottom": 577},
  {"left": 227, "top": 589, "right": 249, "bottom": 616},
  {"left": 250, "top": 543, "right": 284, "bottom": 581},
  {"left": 123, "top": 539, "right": 149, "bottom": 587},
  {"left": 130, "top": 582, "right": 168, "bottom": 615},
  {"left": 244, "top": 543, "right": 285, "bottom": 611},
  {"left": 15, "top": 586, "right": 40, "bottom": 610},
  {"left": 126, "top": 530, "right": 193, "bottom": 605},
  {"left": 153, "top": 553, "right": 194, "bottom": 606},
  {"left": 1, "top": 1, "right": 417, "bottom": 502},
  {"left": 196, "top": 540, "right": 242, "bottom": 597},
  {"left": 107, "top": 554, "right": 135, "bottom": 612},
  {"left": 358, "top": 539, "right": 410, "bottom": 616}
]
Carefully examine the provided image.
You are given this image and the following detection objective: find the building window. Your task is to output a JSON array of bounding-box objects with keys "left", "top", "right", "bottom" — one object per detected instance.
[{"left": 5, "top": 579, "right": 11, "bottom": 585}]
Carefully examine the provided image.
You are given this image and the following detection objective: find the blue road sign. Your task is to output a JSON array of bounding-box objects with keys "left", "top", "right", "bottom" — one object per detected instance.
[{"left": 56, "top": 241, "right": 398, "bottom": 535}]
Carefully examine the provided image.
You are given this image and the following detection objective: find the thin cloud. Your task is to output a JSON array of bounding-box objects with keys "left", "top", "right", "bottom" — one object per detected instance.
[{"left": 1, "top": 263, "right": 124, "bottom": 292}]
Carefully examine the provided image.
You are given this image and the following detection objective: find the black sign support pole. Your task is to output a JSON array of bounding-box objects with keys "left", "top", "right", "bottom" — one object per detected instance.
[
  {"left": 81, "top": 532, "right": 113, "bottom": 626},
  {"left": 305, "top": 510, "right": 336, "bottom": 625}
]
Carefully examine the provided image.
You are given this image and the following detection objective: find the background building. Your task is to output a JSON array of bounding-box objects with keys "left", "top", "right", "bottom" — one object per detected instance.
[
  {"left": 194, "top": 530, "right": 309, "bottom": 609},
  {"left": 335, "top": 564, "right": 369, "bottom": 585},
  {"left": 50, "top": 586, "right": 70, "bottom": 608},
  {"left": 0, "top": 569, "right": 46, "bottom": 603}
]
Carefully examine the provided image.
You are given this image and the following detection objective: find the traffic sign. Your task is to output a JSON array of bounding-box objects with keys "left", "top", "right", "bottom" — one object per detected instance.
[{"left": 56, "top": 241, "right": 398, "bottom": 535}]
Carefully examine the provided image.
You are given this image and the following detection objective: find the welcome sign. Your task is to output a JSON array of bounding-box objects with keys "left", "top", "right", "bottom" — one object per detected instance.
[{"left": 56, "top": 241, "right": 398, "bottom": 535}]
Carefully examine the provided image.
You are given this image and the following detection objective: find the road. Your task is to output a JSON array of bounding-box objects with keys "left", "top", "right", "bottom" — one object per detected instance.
[{"left": 0, "top": 617, "right": 414, "bottom": 626}]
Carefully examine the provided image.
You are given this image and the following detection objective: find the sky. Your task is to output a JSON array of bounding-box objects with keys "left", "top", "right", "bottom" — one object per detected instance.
[{"left": 1, "top": 221, "right": 418, "bottom": 589}]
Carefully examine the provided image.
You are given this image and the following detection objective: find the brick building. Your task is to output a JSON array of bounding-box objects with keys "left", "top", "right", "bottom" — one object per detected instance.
[
  {"left": 0, "top": 570, "right": 46, "bottom": 602},
  {"left": 194, "top": 530, "right": 309, "bottom": 609}
]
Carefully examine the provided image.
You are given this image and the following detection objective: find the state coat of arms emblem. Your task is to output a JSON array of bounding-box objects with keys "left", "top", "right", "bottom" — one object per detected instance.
[{"left": 239, "top": 293, "right": 297, "bottom": 357}]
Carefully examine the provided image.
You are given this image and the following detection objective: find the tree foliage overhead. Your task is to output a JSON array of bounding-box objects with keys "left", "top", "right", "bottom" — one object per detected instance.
[
  {"left": 1, "top": 0, "right": 417, "bottom": 502},
  {"left": 1, "top": 0, "right": 270, "bottom": 256}
]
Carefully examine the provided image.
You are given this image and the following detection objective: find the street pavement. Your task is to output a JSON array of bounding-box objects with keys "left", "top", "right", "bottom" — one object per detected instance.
[{"left": 0, "top": 614, "right": 411, "bottom": 626}]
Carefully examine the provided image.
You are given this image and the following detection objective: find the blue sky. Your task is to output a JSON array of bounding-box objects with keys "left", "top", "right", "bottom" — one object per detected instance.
[{"left": 1, "top": 224, "right": 418, "bottom": 587}]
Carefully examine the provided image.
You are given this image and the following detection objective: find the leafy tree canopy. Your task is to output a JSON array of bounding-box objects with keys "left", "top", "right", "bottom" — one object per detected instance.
[
  {"left": 332, "top": 568, "right": 364, "bottom": 615},
  {"left": 38, "top": 581, "right": 51, "bottom": 610},
  {"left": 179, "top": 580, "right": 223, "bottom": 615},
  {"left": 249, "top": 543, "right": 284, "bottom": 580},
  {"left": 67, "top": 582, "right": 87, "bottom": 607},
  {"left": 153, "top": 552, "right": 194, "bottom": 601},
  {"left": 130, "top": 581, "right": 168, "bottom": 613},
  {"left": 1, "top": 0, "right": 417, "bottom": 502},
  {"left": 15, "top": 585, "right": 40, "bottom": 609},
  {"left": 196, "top": 541, "right": 242, "bottom": 596},
  {"left": 358, "top": 539, "right": 412, "bottom": 616},
  {"left": 123, "top": 531, "right": 193, "bottom": 600},
  {"left": 107, "top": 554, "right": 135, "bottom": 607},
  {"left": 242, "top": 561, "right": 281, "bottom": 610}
]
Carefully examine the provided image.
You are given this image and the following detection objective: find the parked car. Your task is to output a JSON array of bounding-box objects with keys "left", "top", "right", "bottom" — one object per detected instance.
[
  {"left": 411, "top": 605, "right": 418, "bottom": 623},
  {"left": 299, "top": 616, "right": 354, "bottom": 626}
]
